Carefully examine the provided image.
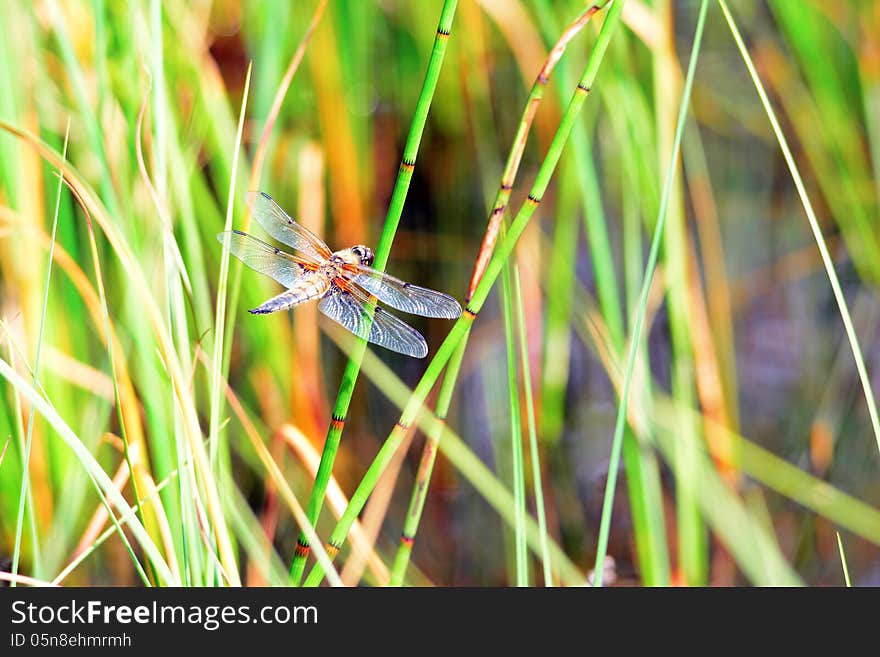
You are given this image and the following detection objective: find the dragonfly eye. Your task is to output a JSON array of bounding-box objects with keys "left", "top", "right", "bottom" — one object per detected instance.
[{"left": 354, "top": 245, "right": 374, "bottom": 266}]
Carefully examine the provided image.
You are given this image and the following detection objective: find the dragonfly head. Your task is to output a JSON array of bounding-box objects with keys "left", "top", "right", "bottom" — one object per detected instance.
[{"left": 351, "top": 245, "right": 374, "bottom": 267}]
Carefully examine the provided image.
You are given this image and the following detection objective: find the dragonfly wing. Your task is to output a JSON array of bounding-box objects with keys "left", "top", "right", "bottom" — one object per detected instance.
[
  {"left": 249, "top": 272, "right": 331, "bottom": 315},
  {"left": 349, "top": 268, "right": 462, "bottom": 319},
  {"left": 245, "top": 191, "right": 331, "bottom": 261},
  {"left": 217, "top": 230, "right": 312, "bottom": 288},
  {"left": 318, "top": 286, "right": 428, "bottom": 358}
]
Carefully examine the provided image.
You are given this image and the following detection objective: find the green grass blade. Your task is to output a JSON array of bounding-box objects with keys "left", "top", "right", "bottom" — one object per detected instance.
[
  {"left": 500, "top": 248, "right": 528, "bottom": 586},
  {"left": 592, "top": 0, "right": 709, "bottom": 586},
  {"left": 11, "top": 123, "right": 68, "bottom": 584},
  {"left": 513, "top": 265, "right": 551, "bottom": 586},
  {"left": 209, "top": 63, "right": 252, "bottom": 467},
  {"left": 717, "top": 0, "right": 880, "bottom": 457},
  {"left": 0, "top": 357, "right": 174, "bottom": 584},
  {"left": 837, "top": 532, "right": 851, "bottom": 587},
  {"left": 326, "top": 325, "right": 586, "bottom": 585}
]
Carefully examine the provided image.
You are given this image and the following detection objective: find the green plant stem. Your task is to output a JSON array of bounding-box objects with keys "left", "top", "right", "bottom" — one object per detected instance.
[
  {"left": 0, "top": 358, "right": 173, "bottom": 584},
  {"left": 11, "top": 125, "right": 68, "bottom": 584},
  {"left": 654, "top": 0, "right": 705, "bottom": 586},
  {"left": 288, "top": 0, "right": 459, "bottom": 585},
  {"left": 513, "top": 265, "right": 551, "bottom": 585},
  {"left": 500, "top": 251, "right": 528, "bottom": 586},
  {"left": 324, "top": 323, "right": 586, "bottom": 585},
  {"left": 592, "top": 0, "right": 708, "bottom": 586},
  {"left": 536, "top": 0, "right": 670, "bottom": 586},
  {"left": 836, "top": 532, "right": 851, "bottom": 587},
  {"left": 304, "top": 0, "right": 627, "bottom": 587},
  {"left": 207, "top": 62, "right": 252, "bottom": 586},
  {"left": 389, "top": 336, "right": 467, "bottom": 585},
  {"left": 717, "top": 0, "right": 880, "bottom": 456},
  {"left": 388, "top": 1, "right": 606, "bottom": 587}
]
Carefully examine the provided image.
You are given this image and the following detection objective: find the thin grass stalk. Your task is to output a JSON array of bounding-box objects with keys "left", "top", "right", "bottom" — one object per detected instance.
[
  {"left": 223, "top": 0, "right": 329, "bottom": 445},
  {"left": 466, "top": 1, "right": 609, "bottom": 298},
  {"left": 196, "top": 351, "right": 343, "bottom": 587},
  {"left": 513, "top": 264, "right": 551, "bottom": 585},
  {"left": 654, "top": 0, "right": 706, "bottom": 586},
  {"left": 611, "top": 37, "right": 676, "bottom": 586},
  {"left": 210, "top": 62, "right": 252, "bottom": 467},
  {"left": 500, "top": 254, "right": 528, "bottom": 586},
  {"left": 388, "top": 336, "right": 467, "bottom": 585},
  {"left": 11, "top": 125, "right": 68, "bottom": 584},
  {"left": 323, "top": 324, "right": 585, "bottom": 585},
  {"left": 0, "top": 359, "right": 172, "bottom": 583},
  {"left": 288, "top": 0, "right": 460, "bottom": 584},
  {"left": 0, "top": 121, "right": 238, "bottom": 585},
  {"left": 205, "top": 62, "right": 252, "bottom": 585},
  {"left": 52, "top": 464, "right": 184, "bottom": 585},
  {"left": 0, "top": 573, "right": 59, "bottom": 588},
  {"left": 592, "top": 0, "right": 708, "bottom": 586},
  {"left": 303, "top": 0, "right": 627, "bottom": 586},
  {"left": 717, "top": 0, "right": 880, "bottom": 456},
  {"left": 836, "top": 532, "right": 851, "bottom": 587},
  {"left": 388, "top": 1, "right": 606, "bottom": 587},
  {"left": 592, "top": 56, "right": 672, "bottom": 584},
  {"left": 5, "top": 344, "right": 41, "bottom": 580}
]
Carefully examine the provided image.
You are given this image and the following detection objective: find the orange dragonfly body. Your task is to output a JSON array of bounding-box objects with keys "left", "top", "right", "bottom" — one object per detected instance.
[{"left": 218, "top": 192, "right": 461, "bottom": 358}]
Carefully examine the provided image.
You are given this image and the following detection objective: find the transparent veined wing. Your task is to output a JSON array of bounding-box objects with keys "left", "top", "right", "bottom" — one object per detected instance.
[
  {"left": 217, "top": 230, "right": 315, "bottom": 288},
  {"left": 346, "top": 266, "right": 462, "bottom": 319},
  {"left": 245, "top": 191, "right": 331, "bottom": 262},
  {"left": 318, "top": 284, "right": 428, "bottom": 358}
]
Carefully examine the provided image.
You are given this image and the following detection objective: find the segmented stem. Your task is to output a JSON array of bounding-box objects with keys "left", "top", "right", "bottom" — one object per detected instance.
[
  {"left": 288, "top": 0, "right": 460, "bottom": 584},
  {"left": 389, "top": 0, "right": 608, "bottom": 588},
  {"left": 305, "top": 0, "right": 626, "bottom": 587}
]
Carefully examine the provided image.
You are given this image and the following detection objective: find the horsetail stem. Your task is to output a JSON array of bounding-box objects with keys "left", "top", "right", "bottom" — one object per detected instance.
[
  {"left": 288, "top": 0, "right": 459, "bottom": 585},
  {"left": 305, "top": 0, "right": 627, "bottom": 587},
  {"left": 389, "top": 1, "right": 608, "bottom": 587},
  {"left": 466, "top": 2, "right": 609, "bottom": 301}
]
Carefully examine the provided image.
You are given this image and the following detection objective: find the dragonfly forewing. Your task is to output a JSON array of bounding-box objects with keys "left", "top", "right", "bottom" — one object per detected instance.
[
  {"left": 245, "top": 191, "right": 331, "bottom": 262},
  {"left": 218, "top": 230, "right": 312, "bottom": 288}
]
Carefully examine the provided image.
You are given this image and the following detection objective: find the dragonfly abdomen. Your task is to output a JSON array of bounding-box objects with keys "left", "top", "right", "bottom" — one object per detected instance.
[{"left": 249, "top": 272, "right": 331, "bottom": 314}]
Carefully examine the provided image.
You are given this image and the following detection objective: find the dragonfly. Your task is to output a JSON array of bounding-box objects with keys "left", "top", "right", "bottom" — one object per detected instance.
[{"left": 217, "top": 192, "right": 462, "bottom": 358}]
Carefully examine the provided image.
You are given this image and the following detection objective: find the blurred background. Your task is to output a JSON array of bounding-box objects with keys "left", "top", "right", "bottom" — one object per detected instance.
[{"left": 1, "top": 0, "right": 879, "bottom": 586}]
